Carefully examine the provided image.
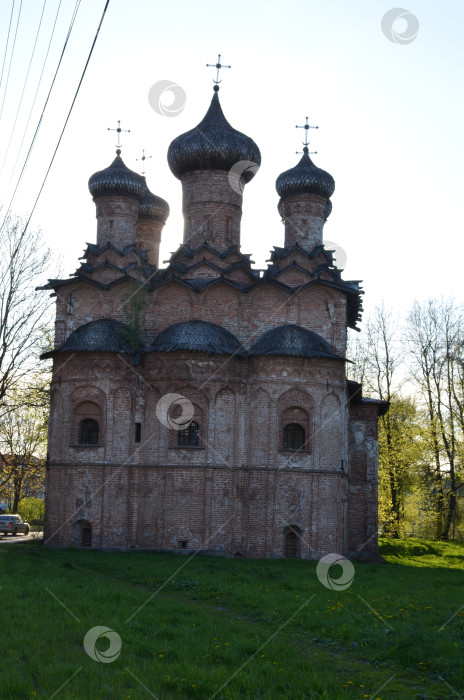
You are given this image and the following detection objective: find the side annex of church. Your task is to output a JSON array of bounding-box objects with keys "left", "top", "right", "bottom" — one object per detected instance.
[{"left": 41, "top": 80, "right": 387, "bottom": 560}]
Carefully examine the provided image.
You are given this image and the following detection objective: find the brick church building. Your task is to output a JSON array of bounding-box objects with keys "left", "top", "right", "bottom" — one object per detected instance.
[{"left": 41, "top": 81, "right": 387, "bottom": 559}]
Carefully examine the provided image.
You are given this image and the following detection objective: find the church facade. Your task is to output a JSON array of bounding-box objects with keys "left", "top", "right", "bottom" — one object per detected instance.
[{"left": 41, "top": 83, "right": 386, "bottom": 560}]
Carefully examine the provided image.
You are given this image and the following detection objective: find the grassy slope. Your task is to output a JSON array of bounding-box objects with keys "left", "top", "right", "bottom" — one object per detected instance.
[{"left": 1, "top": 538, "right": 463, "bottom": 699}]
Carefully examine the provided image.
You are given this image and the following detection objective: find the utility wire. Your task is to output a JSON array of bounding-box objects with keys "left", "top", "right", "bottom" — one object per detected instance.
[
  {"left": 0, "top": 0, "right": 48, "bottom": 179},
  {"left": 0, "top": 0, "right": 81, "bottom": 232},
  {"left": 5, "top": 0, "right": 62, "bottom": 191},
  {"left": 0, "top": 0, "right": 15, "bottom": 96},
  {"left": 21, "top": 0, "right": 111, "bottom": 235},
  {"left": 0, "top": 0, "right": 23, "bottom": 122}
]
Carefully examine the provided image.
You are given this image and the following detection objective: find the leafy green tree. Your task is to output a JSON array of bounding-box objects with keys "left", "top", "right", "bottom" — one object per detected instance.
[
  {"left": 378, "top": 396, "right": 423, "bottom": 536},
  {"left": 0, "top": 377, "right": 48, "bottom": 512},
  {"left": 406, "top": 299, "right": 464, "bottom": 540}
]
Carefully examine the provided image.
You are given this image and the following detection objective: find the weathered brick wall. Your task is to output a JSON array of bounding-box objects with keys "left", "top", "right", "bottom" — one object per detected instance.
[
  {"left": 135, "top": 218, "right": 163, "bottom": 267},
  {"left": 44, "top": 347, "right": 355, "bottom": 558},
  {"left": 347, "top": 402, "right": 380, "bottom": 559},
  {"left": 94, "top": 195, "right": 140, "bottom": 249},
  {"left": 180, "top": 170, "right": 244, "bottom": 249},
  {"left": 52, "top": 279, "right": 348, "bottom": 357},
  {"left": 278, "top": 192, "right": 328, "bottom": 250}
]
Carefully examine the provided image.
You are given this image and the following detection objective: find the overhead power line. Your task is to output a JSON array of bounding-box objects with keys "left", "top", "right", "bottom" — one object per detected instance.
[
  {"left": 0, "top": 0, "right": 16, "bottom": 97},
  {"left": 0, "top": 0, "right": 24, "bottom": 122},
  {"left": 5, "top": 0, "right": 63, "bottom": 191},
  {"left": 0, "top": 0, "right": 48, "bottom": 179},
  {"left": 21, "top": 0, "right": 111, "bottom": 235},
  {"left": 0, "top": 0, "right": 81, "bottom": 232}
]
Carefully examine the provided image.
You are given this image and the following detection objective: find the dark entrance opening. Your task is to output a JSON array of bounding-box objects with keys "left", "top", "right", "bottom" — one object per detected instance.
[
  {"left": 81, "top": 525, "right": 92, "bottom": 547},
  {"left": 284, "top": 530, "right": 299, "bottom": 558}
]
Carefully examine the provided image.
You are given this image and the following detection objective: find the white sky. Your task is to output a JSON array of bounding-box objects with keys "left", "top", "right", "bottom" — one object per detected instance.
[{"left": 0, "top": 0, "right": 462, "bottom": 321}]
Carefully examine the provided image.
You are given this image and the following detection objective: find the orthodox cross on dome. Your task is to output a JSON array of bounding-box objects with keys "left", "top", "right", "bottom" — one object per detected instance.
[
  {"left": 206, "top": 53, "right": 231, "bottom": 89},
  {"left": 136, "top": 149, "right": 152, "bottom": 175},
  {"left": 107, "top": 120, "right": 130, "bottom": 155},
  {"left": 296, "top": 116, "right": 318, "bottom": 154}
]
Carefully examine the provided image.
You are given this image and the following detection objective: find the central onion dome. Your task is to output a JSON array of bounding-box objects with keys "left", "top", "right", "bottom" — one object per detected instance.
[
  {"left": 151, "top": 320, "right": 245, "bottom": 356},
  {"left": 167, "top": 89, "right": 261, "bottom": 181},
  {"left": 138, "top": 185, "right": 170, "bottom": 223},
  {"left": 88, "top": 151, "right": 147, "bottom": 201},
  {"left": 276, "top": 147, "right": 335, "bottom": 199}
]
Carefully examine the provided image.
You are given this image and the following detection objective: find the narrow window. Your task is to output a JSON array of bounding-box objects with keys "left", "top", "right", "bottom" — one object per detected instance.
[
  {"left": 67, "top": 293, "right": 73, "bottom": 315},
  {"left": 134, "top": 422, "right": 142, "bottom": 443},
  {"left": 178, "top": 420, "right": 200, "bottom": 447},
  {"left": 283, "top": 423, "right": 305, "bottom": 451},
  {"left": 78, "top": 418, "right": 99, "bottom": 445}
]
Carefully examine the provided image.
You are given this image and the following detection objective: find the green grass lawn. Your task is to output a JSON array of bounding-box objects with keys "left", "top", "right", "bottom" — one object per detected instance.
[{"left": 1, "top": 538, "right": 463, "bottom": 700}]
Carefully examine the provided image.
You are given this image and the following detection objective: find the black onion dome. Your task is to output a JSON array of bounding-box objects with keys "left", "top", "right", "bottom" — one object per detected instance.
[
  {"left": 89, "top": 153, "right": 147, "bottom": 200},
  {"left": 276, "top": 148, "right": 335, "bottom": 199},
  {"left": 139, "top": 186, "right": 170, "bottom": 223},
  {"left": 47, "top": 319, "right": 142, "bottom": 355},
  {"left": 248, "top": 324, "right": 344, "bottom": 360},
  {"left": 167, "top": 91, "right": 261, "bottom": 181},
  {"left": 151, "top": 320, "right": 245, "bottom": 356}
]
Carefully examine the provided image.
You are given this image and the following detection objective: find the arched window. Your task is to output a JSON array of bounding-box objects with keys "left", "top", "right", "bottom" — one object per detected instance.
[
  {"left": 78, "top": 418, "right": 99, "bottom": 445},
  {"left": 279, "top": 404, "right": 311, "bottom": 453},
  {"left": 283, "top": 422, "right": 306, "bottom": 451},
  {"left": 178, "top": 420, "right": 200, "bottom": 447}
]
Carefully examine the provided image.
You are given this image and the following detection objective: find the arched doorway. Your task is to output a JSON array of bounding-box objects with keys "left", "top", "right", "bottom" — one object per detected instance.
[
  {"left": 81, "top": 525, "right": 92, "bottom": 547},
  {"left": 74, "top": 519, "right": 92, "bottom": 547},
  {"left": 283, "top": 526, "right": 301, "bottom": 558}
]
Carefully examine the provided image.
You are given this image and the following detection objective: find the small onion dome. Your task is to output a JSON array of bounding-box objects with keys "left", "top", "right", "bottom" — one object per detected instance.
[
  {"left": 138, "top": 187, "right": 170, "bottom": 223},
  {"left": 151, "top": 320, "right": 245, "bottom": 356},
  {"left": 41, "top": 319, "right": 143, "bottom": 358},
  {"left": 167, "top": 90, "right": 261, "bottom": 181},
  {"left": 88, "top": 152, "right": 147, "bottom": 201},
  {"left": 324, "top": 199, "right": 333, "bottom": 220},
  {"left": 248, "top": 324, "right": 344, "bottom": 360},
  {"left": 275, "top": 147, "right": 335, "bottom": 199}
]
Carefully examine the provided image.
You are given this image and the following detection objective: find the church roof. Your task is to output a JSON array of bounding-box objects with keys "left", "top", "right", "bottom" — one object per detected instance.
[
  {"left": 347, "top": 380, "right": 389, "bottom": 415},
  {"left": 276, "top": 147, "right": 335, "bottom": 199},
  {"left": 41, "top": 319, "right": 140, "bottom": 358},
  {"left": 138, "top": 186, "right": 170, "bottom": 223},
  {"left": 150, "top": 320, "right": 245, "bottom": 356},
  {"left": 88, "top": 153, "right": 147, "bottom": 201},
  {"left": 248, "top": 324, "right": 344, "bottom": 360},
  {"left": 167, "top": 90, "right": 261, "bottom": 180}
]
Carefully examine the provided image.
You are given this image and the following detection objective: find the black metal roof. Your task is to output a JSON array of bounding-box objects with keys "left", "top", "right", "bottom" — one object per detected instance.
[
  {"left": 41, "top": 319, "right": 141, "bottom": 358},
  {"left": 248, "top": 324, "right": 344, "bottom": 360},
  {"left": 347, "top": 380, "right": 390, "bottom": 415},
  {"left": 167, "top": 91, "right": 261, "bottom": 181},
  {"left": 139, "top": 187, "right": 170, "bottom": 223},
  {"left": 276, "top": 147, "right": 335, "bottom": 199},
  {"left": 88, "top": 153, "right": 147, "bottom": 201},
  {"left": 150, "top": 320, "right": 245, "bottom": 357}
]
